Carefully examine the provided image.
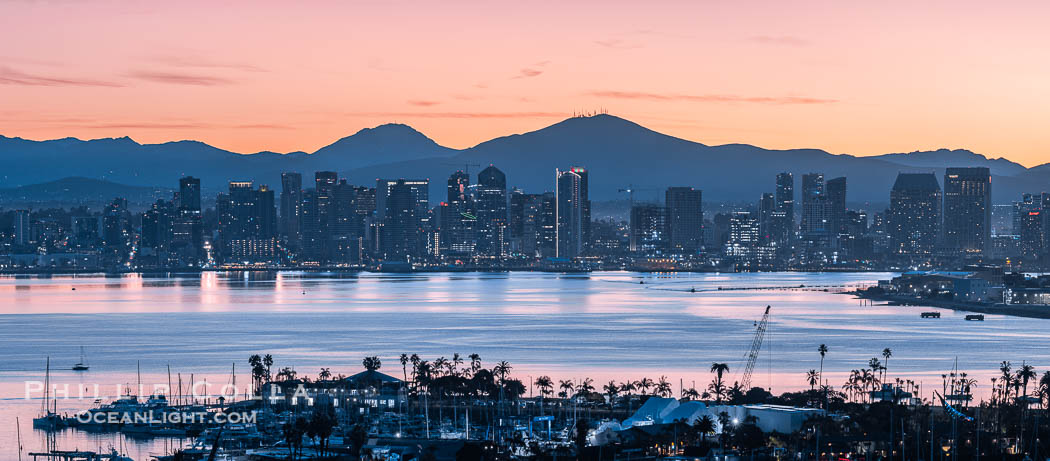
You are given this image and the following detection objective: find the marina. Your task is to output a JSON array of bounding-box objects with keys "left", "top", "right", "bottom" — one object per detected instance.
[{"left": 4, "top": 270, "right": 1050, "bottom": 460}]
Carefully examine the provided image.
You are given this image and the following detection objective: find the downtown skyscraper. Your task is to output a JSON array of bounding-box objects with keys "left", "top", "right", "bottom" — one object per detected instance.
[
  {"left": 555, "top": 167, "right": 589, "bottom": 259},
  {"left": 887, "top": 173, "right": 941, "bottom": 257},
  {"left": 943, "top": 167, "right": 991, "bottom": 254},
  {"left": 664, "top": 187, "right": 703, "bottom": 255}
]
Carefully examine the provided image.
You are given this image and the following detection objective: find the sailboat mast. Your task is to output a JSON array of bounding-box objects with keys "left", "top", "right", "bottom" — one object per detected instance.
[{"left": 43, "top": 357, "right": 49, "bottom": 413}]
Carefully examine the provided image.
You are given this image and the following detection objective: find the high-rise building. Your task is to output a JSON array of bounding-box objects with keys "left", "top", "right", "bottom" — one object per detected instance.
[
  {"left": 629, "top": 203, "right": 668, "bottom": 254},
  {"left": 775, "top": 173, "right": 794, "bottom": 223},
  {"left": 509, "top": 188, "right": 526, "bottom": 242},
  {"left": 1019, "top": 209, "right": 1044, "bottom": 259},
  {"left": 330, "top": 179, "right": 360, "bottom": 263},
  {"left": 172, "top": 176, "right": 203, "bottom": 263},
  {"left": 382, "top": 179, "right": 421, "bottom": 261},
  {"left": 447, "top": 170, "right": 470, "bottom": 204},
  {"left": 13, "top": 209, "right": 31, "bottom": 246},
  {"left": 376, "top": 178, "right": 429, "bottom": 220},
  {"left": 943, "top": 167, "right": 991, "bottom": 254},
  {"left": 280, "top": 172, "right": 303, "bottom": 249},
  {"left": 826, "top": 177, "right": 847, "bottom": 242},
  {"left": 887, "top": 173, "right": 941, "bottom": 256},
  {"left": 475, "top": 165, "right": 508, "bottom": 258},
  {"left": 800, "top": 173, "right": 829, "bottom": 243},
  {"left": 219, "top": 181, "right": 277, "bottom": 262},
  {"left": 102, "top": 198, "right": 129, "bottom": 249},
  {"left": 440, "top": 171, "right": 476, "bottom": 258},
  {"left": 665, "top": 187, "right": 703, "bottom": 255},
  {"left": 726, "top": 211, "right": 772, "bottom": 268},
  {"left": 141, "top": 199, "right": 176, "bottom": 265},
  {"left": 555, "top": 167, "right": 588, "bottom": 258},
  {"left": 299, "top": 189, "right": 322, "bottom": 262}
]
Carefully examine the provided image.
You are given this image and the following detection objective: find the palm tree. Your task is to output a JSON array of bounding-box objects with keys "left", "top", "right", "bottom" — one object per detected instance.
[
  {"left": 1017, "top": 362, "right": 1037, "bottom": 407},
  {"left": 577, "top": 377, "right": 595, "bottom": 395},
  {"left": 362, "top": 356, "right": 381, "bottom": 371},
  {"left": 636, "top": 377, "right": 654, "bottom": 395},
  {"left": 451, "top": 353, "right": 464, "bottom": 377},
  {"left": 656, "top": 376, "right": 673, "bottom": 397},
  {"left": 619, "top": 380, "right": 636, "bottom": 396},
  {"left": 694, "top": 415, "right": 716, "bottom": 445},
  {"left": 683, "top": 387, "right": 701, "bottom": 400},
  {"left": 999, "top": 361, "right": 1013, "bottom": 399},
  {"left": 817, "top": 344, "right": 828, "bottom": 383},
  {"left": 263, "top": 354, "right": 274, "bottom": 382},
  {"left": 535, "top": 376, "right": 553, "bottom": 397},
  {"left": 882, "top": 348, "right": 892, "bottom": 382},
  {"left": 493, "top": 361, "right": 512, "bottom": 384},
  {"left": 434, "top": 357, "right": 449, "bottom": 377},
  {"left": 1038, "top": 371, "right": 1050, "bottom": 409},
  {"left": 318, "top": 367, "right": 332, "bottom": 381},
  {"left": 468, "top": 353, "right": 481, "bottom": 374},
  {"left": 400, "top": 354, "right": 409, "bottom": 382},
  {"left": 603, "top": 381, "right": 619, "bottom": 408},
  {"left": 535, "top": 375, "right": 553, "bottom": 414},
  {"left": 806, "top": 369, "right": 819, "bottom": 391},
  {"left": 709, "top": 363, "right": 730, "bottom": 403},
  {"left": 559, "top": 379, "right": 575, "bottom": 399}
]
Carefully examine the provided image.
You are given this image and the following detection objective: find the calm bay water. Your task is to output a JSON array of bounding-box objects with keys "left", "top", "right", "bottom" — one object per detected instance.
[{"left": 2, "top": 270, "right": 1049, "bottom": 460}]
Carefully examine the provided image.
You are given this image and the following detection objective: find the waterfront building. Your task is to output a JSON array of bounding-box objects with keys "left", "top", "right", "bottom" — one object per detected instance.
[
  {"left": 218, "top": 181, "right": 278, "bottom": 262},
  {"left": 887, "top": 173, "right": 941, "bottom": 257},
  {"left": 475, "top": 165, "right": 508, "bottom": 259},
  {"left": 172, "top": 176, "right": 204, "bottom": 264},
  {"left": 555, "top": 167, "right": 589, "bottom": 258},
  {"left": 382, "top": 179, "right": 422, "bottom": 262},
  {"left": 12, "top": 209, "right": 31, "bottom": 246},
  {"left": 665, "top": 186, "right": 703, "bottom": 255},
  {"left": 943, "top": 167, "right": 991, "bottom": 254},
  {"left": 826, "top": 176, "right": 847, "bottom": 244},
  {"left": 800, "top": 173, "right": 830, "bottom": 245},
  {"left": 140, "top": 199, "right": 176, "bottom": 265},
  {"left": 629, "top": 203, "right": 668, "bottom": 254},
  {"left": 279, "top": 172, "right": 303, "bottom": 250}
]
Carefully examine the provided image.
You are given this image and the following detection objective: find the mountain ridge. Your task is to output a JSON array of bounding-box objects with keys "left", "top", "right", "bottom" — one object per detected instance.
[{"left": 0, "top": 114, "right": 1040, "bottom": 204}]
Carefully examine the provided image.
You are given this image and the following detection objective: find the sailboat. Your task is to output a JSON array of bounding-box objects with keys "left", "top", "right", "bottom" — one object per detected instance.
[
  {"left": 33, "top": 357, "right": 65, "bottom": 430},
  {"left": 72, "top": 346, "right": 89, "bottom": 371}
]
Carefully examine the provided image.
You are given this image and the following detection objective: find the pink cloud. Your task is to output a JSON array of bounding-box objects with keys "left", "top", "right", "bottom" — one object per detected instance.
[
  {"left": 0, "top": 66, "right": 123, "bottom": 87},
  {"left": 128, "top": 70, "right": 234, "bottom": 86}
]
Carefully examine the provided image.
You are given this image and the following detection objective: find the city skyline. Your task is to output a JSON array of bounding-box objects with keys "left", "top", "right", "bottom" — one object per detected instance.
[{"left": 3, "top": 1, "right": 1050, "bottom": 165}]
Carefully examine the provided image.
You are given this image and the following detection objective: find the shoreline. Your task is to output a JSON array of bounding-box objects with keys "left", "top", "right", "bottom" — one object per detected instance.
[{"left": 857, "top": 292, "right": 1050, "bottom": 320}]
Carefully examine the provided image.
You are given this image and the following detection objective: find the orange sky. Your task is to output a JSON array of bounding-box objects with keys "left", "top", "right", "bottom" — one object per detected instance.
[{"left": 2, "top": 1, "right": 1049, "bottom": 165}]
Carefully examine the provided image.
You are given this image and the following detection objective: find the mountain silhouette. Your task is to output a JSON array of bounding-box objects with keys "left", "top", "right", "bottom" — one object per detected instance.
[{"left": 0, "top": 115, "right": 1041, "bottom": 205}]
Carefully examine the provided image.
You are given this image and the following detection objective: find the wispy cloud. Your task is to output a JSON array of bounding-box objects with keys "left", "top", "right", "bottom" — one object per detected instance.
[
  {"left": 588, "top": 90, "right": 837, "bottom": 105},
  {"left": 515, "top": 68, "right": 543, "bottom": 78},
  {"left": 407, "top": 100, "right": 441, "bottom": 107},
  {"left": 747, "top": 35, "right": 809, "bottom": 47},
  {"left": 148, "top": 55, "right": 267, "bottom": 72},
  {"left": 0, "top": 66, "right": 124, "bottom": 87},
  {"left": 594, "top": 39, "right": 642, "bottom": 50},
  {"left": 82, "top": 122, "right": 208, "bottom": 130},
  {"left": 128, "top": 70, "right": 234, "bottom": 86}
]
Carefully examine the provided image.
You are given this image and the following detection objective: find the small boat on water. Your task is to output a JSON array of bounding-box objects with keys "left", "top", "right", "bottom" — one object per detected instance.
[
  {"left": 73, "top": 346, "right": 89, "bottom": 371},
  {"left": 965, "top": 314, "right": 985, "bottom": 321},
  {"left": 920, "top": 312, "right": 941, "bottom": 318}
]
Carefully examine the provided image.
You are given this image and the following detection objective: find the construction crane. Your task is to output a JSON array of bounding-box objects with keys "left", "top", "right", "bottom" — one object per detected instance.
[
  {"left": 617, "top": 184, "right": 658, "bottom": 209},
  {"left": 443, "top": 162, "right": 482, "bottom": 176},
  {"left": 740, "top": 305, "right": 771, "bottom": 391}
]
